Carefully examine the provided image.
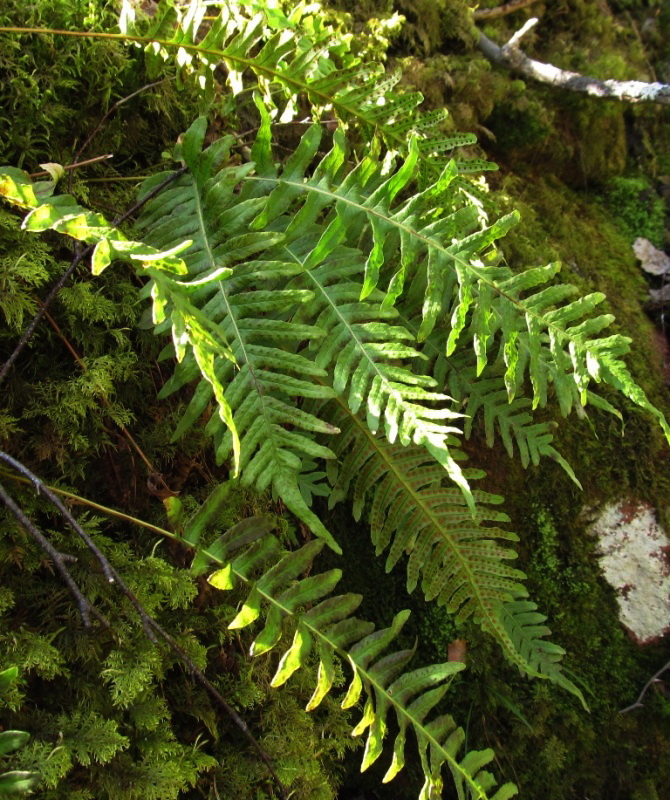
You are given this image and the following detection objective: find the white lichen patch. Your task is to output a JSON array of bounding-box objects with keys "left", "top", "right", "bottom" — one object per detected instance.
[{"left": 589, "top": 501, "right": 670, "bottom": 644}]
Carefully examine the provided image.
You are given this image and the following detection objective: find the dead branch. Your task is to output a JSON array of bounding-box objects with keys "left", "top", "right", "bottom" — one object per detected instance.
[
  {"left": 0, "top": 480, "right": 109, "bottom": 630},
  {"left": 477, "top": 17, "right": 670, "bottom": 105},
  {"left": 621, "top": 656, "right": 670, "bottom": 712},
  {"left": 474, "top": 0, "right": 541, "bottom": 21}
]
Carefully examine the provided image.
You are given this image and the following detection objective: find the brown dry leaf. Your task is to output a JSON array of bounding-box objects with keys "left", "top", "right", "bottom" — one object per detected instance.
[{"left": 448, "top": 638, "right": 467, "bottom": 663}]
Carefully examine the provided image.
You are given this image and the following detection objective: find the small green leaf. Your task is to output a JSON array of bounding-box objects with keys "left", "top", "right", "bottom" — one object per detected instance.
[
  {"left": 92, "top": 239, "right": 112, "bottom": 275},
  {"left": 0, "top": 168, "right": 39, "bottom": 209},
  {"left": 229, "top": 586, "right": 262, "bottom": 629},
  {"left": 0, "top": 771, "right": 40, "bottom": 793},
  {"left": 183, "top": 481, "right": 235, "bottom": 547},
  {"left": 163, "top": 497, "right": 184, "bottom": 533},
  {"left": 0, "top": 667, "right": 18, "bottom": 693},
  {"left": 38, "top": 162, "right": 65, "bottom": 183},
  {"left": 271, "top": 625, "right": 313, "bottom": 686}
]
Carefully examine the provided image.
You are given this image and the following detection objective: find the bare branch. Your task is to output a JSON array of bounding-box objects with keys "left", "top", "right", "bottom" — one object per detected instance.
[
  {"left": 474, "top": 0, "right": 541, "bottom": 21},
  {"left": 477, "top": 18, "right": 670, "bottom": 105},
  {"left": 72, "top": 79, "right": 170, "bottom": 171},
  {"left": 621, "top": 657, "right": 670, "bottom": 713},
  {"left": 0, "top": 480, "right": 109, "bottom": 630},
  {"left": 29, "top": 154, "right": 113, "bottom": 178}
]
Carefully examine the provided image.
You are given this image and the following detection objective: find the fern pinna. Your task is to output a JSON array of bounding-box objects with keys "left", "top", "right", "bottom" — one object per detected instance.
[
  {"left": 2, "top": 104, "right": 669, "bottom": 796},
  {"left": 116, "top": 0, "right": 497, "bottom": 191},
  {"left": 164, "top": 483, "right": 519, "bottom": 800},
  {"left": 320, "top": 400, "right": 581, "bottom": 702}
]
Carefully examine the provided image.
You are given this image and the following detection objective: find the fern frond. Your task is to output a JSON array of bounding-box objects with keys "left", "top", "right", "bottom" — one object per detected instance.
[
  {"left": 133, "top": 119, "right": 342, "bottom": 552},
  {"left": 281, "top": 240, "right": 472, "bottom": 505},
  {"left": 236, "top": 125, "right": 668, "bottom": 443},
  {"left": 174, "top": 496, "right": 518, "bottom": 800},
  {"left": 320, "top": 400, "right": 586, "bottom": 705},
  {"left": 449, "top": 369, "right": 581, "bottom": 486},
  {"left": 115, "top": 0, "right": 492, "bottom": 183}
]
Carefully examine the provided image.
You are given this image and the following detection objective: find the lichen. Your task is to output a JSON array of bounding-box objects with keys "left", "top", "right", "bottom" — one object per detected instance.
[{"left": 589, "top": 500, "right": 670, "bottom": 643}]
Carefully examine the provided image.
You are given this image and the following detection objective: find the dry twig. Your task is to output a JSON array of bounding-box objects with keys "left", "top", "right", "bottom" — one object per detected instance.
[
  {"left": 477, "top": 17, "right": 670, "bottom": 104},
  {"left": 621, "top": 657, "right": 670, "bottom": 713},
  {"left": 474, "top": 0, "right": 541, "bottom": 22}
]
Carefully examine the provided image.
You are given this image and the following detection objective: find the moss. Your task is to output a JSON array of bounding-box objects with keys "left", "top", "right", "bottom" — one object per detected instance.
[
  {"left": 393, "top": 0, "right": 475, "bottom": 55},
  {"left": 601, "top": 175, "right": 667, "bottom": 248}
]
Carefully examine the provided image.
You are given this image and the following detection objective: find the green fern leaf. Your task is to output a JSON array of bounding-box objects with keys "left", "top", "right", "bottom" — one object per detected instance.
[
  {"left": 320, "top": 400, "right": 585, "bottom": 705},
  {"left": 283, "top": 242, "right": 473, "bottom": 507},
  {"left": 115, "top": 0, "right": 491, "bottom": 187},
  {"left": 174, "top": 498, "right": 518, "bottom": 800},
  {"left": 134, "top": 121, "right": 343, "bottom": 552}
]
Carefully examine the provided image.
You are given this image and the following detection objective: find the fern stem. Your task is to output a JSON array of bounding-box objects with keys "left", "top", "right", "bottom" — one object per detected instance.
[{"left": 0, "top": 470, "right": 173, "bottom": 538}]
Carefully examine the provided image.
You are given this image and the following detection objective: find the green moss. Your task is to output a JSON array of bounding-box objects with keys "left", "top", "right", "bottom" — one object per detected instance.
[{"left": 601, "top": 176, "right": 666, "bottom": 248}]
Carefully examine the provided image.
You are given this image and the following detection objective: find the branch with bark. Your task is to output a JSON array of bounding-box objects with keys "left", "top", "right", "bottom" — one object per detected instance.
[{"left": 477, "top": 17, "right": 670, "bottom": 105}]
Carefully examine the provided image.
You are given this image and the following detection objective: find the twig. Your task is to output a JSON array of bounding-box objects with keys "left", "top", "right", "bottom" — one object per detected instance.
[
  {"left": 0, "top": 454, "right": 288, "bottom": 799},
  {"left": 0, "top": 452, "right": 116, "bottom": 584},
  {"left": 29, "top": 154, "right": 114, "bottom": 178},
  {"left": 72, "top": 79, "right": 170, "bottom": 169},
  {"left": 0, "top": 166, "right": 188, "bottom": 390},
  {"left": 477, "top": 18, "right": 670, "bottom": 104},
  {"left": 0, "top": 249, "right": 90, "bottom": 388},
  {"left": 506, "top": 16, "right": 537, "bottom": 49},
  {"left": 620, "top": 657, "right": 670, "bottom": 713},
  {"left": 473, "top": 0, "right": 541, "bottom": 21},
  {"left": 0, "top": 480, "right": 108, "bottom": 629},
  {"left": 36, "top": 303, "right": 168, "bottom": 483}
]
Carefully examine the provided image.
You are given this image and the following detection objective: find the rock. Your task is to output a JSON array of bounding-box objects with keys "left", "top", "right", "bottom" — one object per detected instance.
[
  {"left": 633, "top": 237, "right": 670, "bottom": 276},
  {"left": 589, "top": 500, "right": 670, "bottom": 644}
]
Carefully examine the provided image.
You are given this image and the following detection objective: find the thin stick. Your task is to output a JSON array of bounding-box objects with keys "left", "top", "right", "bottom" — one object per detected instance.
[
  {"left": 0, "top": 249, "right": 89, "bottom": 387},
  {"left": 0, "top": 166, "right": 188, "bottom": 390},
  {"left": 474, "top": 0, "right": 541, "bottom": 21},
  {"left": 620, "top": 658, "right": 670, "bottom": 713},
  {"left": 0, "top": 481, "right": 109, "bottom": 629},
  {"left": 29, "top": 154, "right": 113, "bottom": 178},
  {"left": 38, "top": 303, "right": 165, "bottom": 480},
  {"left": 73, "top": 79, "right": 169, "bottom": 168},
  {"left": 0, "top": 452, "right": 116, "bottom": 584}
]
